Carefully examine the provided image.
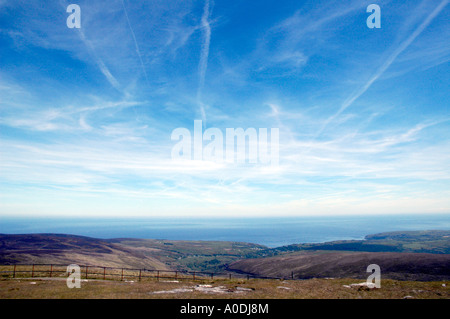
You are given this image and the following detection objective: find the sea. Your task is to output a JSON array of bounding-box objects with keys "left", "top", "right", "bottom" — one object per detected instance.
[{"left": 1, "top": 214, "right": 450, "bottom": 248}]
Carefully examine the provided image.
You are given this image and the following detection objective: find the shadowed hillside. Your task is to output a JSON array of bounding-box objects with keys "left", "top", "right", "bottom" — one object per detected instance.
[{"left": 227, "top": 251, "right": 450, "bottom": 281}]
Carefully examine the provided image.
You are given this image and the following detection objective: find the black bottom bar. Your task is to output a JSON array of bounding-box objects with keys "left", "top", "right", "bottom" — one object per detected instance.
[{"left": 2, "top": 299, "right": 448, "bottom": 318}]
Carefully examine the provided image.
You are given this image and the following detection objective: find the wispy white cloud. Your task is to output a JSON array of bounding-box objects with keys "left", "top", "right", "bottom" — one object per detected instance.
[
  {"left": 1, "top": 0, "right": 449, "bottom": 217},
  {"left": 253, "top": 0, "right": 365, "bottom": 75},
  {"left": 0, "top": 91, "right": 144, "bottom": 132}
]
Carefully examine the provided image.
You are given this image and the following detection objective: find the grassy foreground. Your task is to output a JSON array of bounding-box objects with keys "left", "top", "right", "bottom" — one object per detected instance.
[{"left": 1, "top": 277, "right": 448, "bottom": 299}]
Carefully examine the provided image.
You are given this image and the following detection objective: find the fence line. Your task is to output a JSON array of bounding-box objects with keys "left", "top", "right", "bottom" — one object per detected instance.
[{"left": 0, "top": 264, "right": 284, "bottom": 282}]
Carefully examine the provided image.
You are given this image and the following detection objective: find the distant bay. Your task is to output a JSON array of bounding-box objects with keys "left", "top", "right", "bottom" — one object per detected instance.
[{"left": 1, "top": 214, "right": 449, "bottom": 248}]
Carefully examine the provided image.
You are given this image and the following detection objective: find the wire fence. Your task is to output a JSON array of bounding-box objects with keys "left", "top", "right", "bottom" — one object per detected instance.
[{"left": 0, "top": 264, "right": 282, "bottom": 282}]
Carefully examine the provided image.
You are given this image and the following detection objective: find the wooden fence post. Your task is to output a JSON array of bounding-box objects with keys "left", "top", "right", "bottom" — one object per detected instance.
[
  {"left": 103, "top": 267, "right": 106, "bottom": 280},
  {"left": 32, "top": 264, "right": 35, "bottom": 278},
  {"left": 139, "top": 269, "right": 142, "bottom": 281},
  {"left": 193, "top": 272, "right": 196, "bottom": 281},
  {"left": 157, "top": 270, "right": 159, "bottom": 281},
  {"left": 13, "top": 265, "right": 16, "bottom": 278},
  {"left": 121, "top": 268, "right": 124, "bottom": 281},
  {"left": 85, "top": 266, "right": 88, "bottom": 279}
]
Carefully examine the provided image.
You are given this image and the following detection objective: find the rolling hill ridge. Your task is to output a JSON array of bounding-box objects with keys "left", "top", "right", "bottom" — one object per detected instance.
[{"left": 1, "top": 230, "right": 449, "bottom": 281}]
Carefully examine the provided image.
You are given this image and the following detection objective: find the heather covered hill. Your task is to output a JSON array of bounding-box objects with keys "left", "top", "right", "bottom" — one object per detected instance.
[{"left": 228, "top": 251, "right": 450, "bottom": 281}]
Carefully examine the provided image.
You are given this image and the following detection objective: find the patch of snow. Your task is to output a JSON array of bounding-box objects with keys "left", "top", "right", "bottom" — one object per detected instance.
[
  {"left": 150, "top": 285, "right": 255, "bottom": 295},
  {"left": 277, "top": 286, "right": 292, "bottom": 290}
]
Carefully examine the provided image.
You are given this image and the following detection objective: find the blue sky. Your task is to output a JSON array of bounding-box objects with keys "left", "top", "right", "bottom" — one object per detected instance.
[{"left": 0, "top": 0, "right": 449, "bottom": 217}]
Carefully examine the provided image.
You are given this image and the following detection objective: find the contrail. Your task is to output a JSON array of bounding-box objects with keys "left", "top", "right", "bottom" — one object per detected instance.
[
  {"left": 317, "top": 0, "right": 449, "bottom": 137},
  {"left": 121, "top": 0, "right": 150, "bottom": 86},
  {"left": 78, "top": 29, "right": 121, "bottom": 91},
  {"left": 197, "top": 0, "right": 211, "bottom": 124},
  {"left": 60, "top": 0, "right": 121, "bottom": 90}
]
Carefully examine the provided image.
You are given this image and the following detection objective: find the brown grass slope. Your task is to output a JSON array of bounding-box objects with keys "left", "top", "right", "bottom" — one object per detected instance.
[
  {"left": 0, "top": 234, "right": 168, "bottom": 270},
  {"left": 1, "top": 277, "right": 449, "bottom": 299},
  {"left": 227, "top": 251, "right": 450, "bottom": 281}
]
